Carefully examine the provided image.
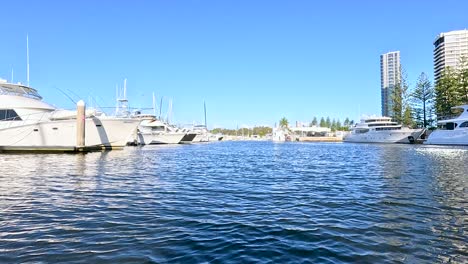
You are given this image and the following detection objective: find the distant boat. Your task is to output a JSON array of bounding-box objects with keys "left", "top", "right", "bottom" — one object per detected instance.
[
  {"left": 0, "top": 80, "right": 140, "bottom": 151},
  {"left": 272, "top": 127, "right": 292, "bottom": 142},
  {"left": 343, "top": 116, "right": 423, "bottom": 144},
  {"left": 135, "top": 115, "right": 187, "bottom": 145},
  {"left": 424, "top": 105, "right": 468, "bottom": 146}
]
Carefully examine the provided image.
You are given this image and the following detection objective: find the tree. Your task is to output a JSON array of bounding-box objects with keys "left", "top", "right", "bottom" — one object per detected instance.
[
  {"left": 402, "top": 106, "right": 414, "bottom": 128},
  {"left": 319, "top": 117, "right": 326, "bottom": 127},
  {"left": 457, "top": 56, "right": 468, "bottom": 104},
  {"left": 435, "top": 67, "right": 460, "bottom": 117},
  {"left": 412, "top": 72, "right": 434, "bottom": 128},
  {"left": 311, "top": 116, "right": 318, "bottom": 126},
  {"left": 391, "top": 67, "right": 413, "bottom": 125},
  {"left": 330, "top": 119, "right": 337, "bottom": 131},
  {"left": 325, "top": 117, "right": 331, "bottom": 128},
  {"left": 279, "top": 117, "right": 289, "bottom": 128},
  {"left": 336, "top": 120, "right": 342, "bottom": 130},
  {"left": 344, "top": 117, "right": 350, "bottom": 127},
  {"left": 391, "top": 81, "right": 403, "bottom": 123}
]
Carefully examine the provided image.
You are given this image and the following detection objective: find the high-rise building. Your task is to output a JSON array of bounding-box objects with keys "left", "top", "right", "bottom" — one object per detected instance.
[
  {"left": 380, "top": 51, "right": 401, "bottom": 117},
  {"left": 434, "top": 29, "right": 468, "bottom": 83}
]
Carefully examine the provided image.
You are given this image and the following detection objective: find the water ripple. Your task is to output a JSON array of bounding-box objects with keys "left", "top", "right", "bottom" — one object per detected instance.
[{"left": 0, "top": 142, "right": 467, "bottom": 263}]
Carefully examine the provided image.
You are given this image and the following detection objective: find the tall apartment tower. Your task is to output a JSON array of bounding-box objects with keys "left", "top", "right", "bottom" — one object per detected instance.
[
  {"left": 434, "top": 29, "right": 468, "bottom": 83},
  {"left": 380, "top": 51, "right": 401, "bottom": 117}
]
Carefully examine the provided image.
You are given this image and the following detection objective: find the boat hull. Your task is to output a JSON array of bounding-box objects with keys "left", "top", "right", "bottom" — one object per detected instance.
[
  {"left": 0, "top": 117, "right": 139, "bottom": 152},
  {"left": 424, "top": 130, "right": 468, "bottom": 145},
  {"left": 344, "top": 129, "right": 423, "bottom": 144},
  {"left": 138, "top": 132, "right": 185, "bottom": 145}
]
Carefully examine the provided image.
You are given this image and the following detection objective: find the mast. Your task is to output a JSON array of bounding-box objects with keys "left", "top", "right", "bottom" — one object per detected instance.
[
  {"left": 159, "top": 97, "right": 163, "bottom": 119},
  {"left": 11, "top": 68, "right": 13, "bottom": 83},
  {"left": 152, "top": 92, "right": 156, "bottom": 116},
  {"left": 123, "top": 78, "right": 127, "bottom": 100},
  {"left": 26, "top": 34, "right": 30, "bottom": 86},
  {"left": 204, "top": 101, "right": 207, "bottom": 129},
  {"left": 115, "top": 84, "right": 119, "bottom": 115},
  {"left": 167, "top": 98, "right": 173, "bottom": 123}
]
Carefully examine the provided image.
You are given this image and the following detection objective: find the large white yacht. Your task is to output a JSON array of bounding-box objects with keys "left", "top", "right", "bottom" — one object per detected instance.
[
  {"left": 0, "top": 80, "right": 140, "bottom": 151},
  {"left": 424, "top": 105, "right": 468, "bottom": 145},
  {"left": 136, "top": 116, "right": 187, "bottom": 145},
  {"left": 344, "top": 116, "right": 423, "bottom": 144}
]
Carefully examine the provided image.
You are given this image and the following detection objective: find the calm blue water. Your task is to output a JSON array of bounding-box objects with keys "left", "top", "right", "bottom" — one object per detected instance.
[{"left": 0, "top": 141, "right": 466, "bottom": 263}]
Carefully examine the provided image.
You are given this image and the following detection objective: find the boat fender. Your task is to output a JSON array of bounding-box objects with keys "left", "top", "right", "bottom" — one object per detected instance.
[{"left": 408, "top": 136, "right": 415, "bottom": 144}]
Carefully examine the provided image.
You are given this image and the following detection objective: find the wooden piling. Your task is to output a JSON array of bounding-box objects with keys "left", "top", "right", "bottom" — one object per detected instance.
[{"left": 76, "top": 100, "right": 86, "bottom": 149}]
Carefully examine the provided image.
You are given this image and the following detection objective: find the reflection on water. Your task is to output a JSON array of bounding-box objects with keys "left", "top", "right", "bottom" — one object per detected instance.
[{"left": 0, "top": 142, "right": 466, "bottom": 263}]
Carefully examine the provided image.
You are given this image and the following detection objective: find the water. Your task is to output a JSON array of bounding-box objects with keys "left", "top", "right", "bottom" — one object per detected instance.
[{"left": 0, "top": 141, "right": 466, "bottom": 263}]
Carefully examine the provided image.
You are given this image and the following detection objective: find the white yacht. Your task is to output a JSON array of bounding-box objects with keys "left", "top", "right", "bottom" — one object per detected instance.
[
  {"left": 195, "top": 128, "right": 222, "bottom": 142},
  {"left": 344, "top": 116, "right": 423, "bottom": 144},
  {"left": 136, "top": 116, "right": 187, "bottom": 144},
  {"left": 424, "top": 105, "right": 468, "bottom": 145},
  {"left": 272, "top": 127, "right": 292, "bottom": 142},
  {"left": 0, "top": 80, "right": 140, "bottom": 151}
]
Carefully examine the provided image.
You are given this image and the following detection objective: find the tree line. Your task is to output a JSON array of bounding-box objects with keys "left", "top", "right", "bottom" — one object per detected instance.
[
  {"left": 391, "top": 57, "right": 468, "bottom": 128},
  {"left": 280, "top": 116, "right": 355, "bottom": 131},
  {"left": 211, "top": 126, "right": 272, "bottom": 137},
  {"left": 309, "top": 117, "right": 354, "bottom": 131}
]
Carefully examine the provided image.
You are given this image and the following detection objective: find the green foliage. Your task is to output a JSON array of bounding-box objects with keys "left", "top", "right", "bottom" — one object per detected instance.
[
  {"left": 402, "top": 106, "right": 415, "bottom": 128},
  {"left": 344, "top": 117, "right": 350, "bottom": 127},
  {"left": 325, "top": 117, "right": 331, "bottom": 128},
  {"left": 412, "top": 72, "right": 435, "bottom": 128},
  {"left": 459, "top": 56, "right": 468, "bottom": 104},
  {"left": 435, "top": 67, "right": 460, "bottom": 117},
  {"left": 311, "top": 116, "right": 318, "bottom": 126},
  {"left": 391, "top": 67, "right": 414, "bottom": 126},
  {"left": 435, "top": 57, "right": 468, "bottom": 118},
  {"left": 279, "top": 117, "right": 289, "bottom": 128},
  {"left": 211, "top": 126, "right": 272, "bottom": 137},
  {"left": 319, "top": 117, "right": 326, "bottom": 127}
]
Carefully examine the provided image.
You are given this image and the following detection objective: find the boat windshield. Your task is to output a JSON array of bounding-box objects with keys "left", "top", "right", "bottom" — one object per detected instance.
[{"left": 0, "top": 83, "right": 42, "bottom": 100}]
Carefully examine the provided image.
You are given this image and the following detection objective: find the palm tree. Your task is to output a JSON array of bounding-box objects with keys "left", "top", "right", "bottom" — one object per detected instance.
[{"left": 279, "top": 117, "right": 289, "bottom": 128}]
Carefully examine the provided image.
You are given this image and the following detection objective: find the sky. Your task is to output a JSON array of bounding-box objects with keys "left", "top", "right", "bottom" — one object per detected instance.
[{"left": 1, "top": 0, "right": 467, "bottom": 128}]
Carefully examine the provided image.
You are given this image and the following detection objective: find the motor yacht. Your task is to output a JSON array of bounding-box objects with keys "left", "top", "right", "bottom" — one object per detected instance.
[
  {"left": 135, "top": 115, "right": 187, "bottom": 144},
  {"left": 0, "top": 80, "right": 140, "bottom": 151},
  {"left": 343, "top": 116, "right": 423, "bottom": 143},
  {"left": 424, "top": 105, "right": 468, "bottom": 145}
]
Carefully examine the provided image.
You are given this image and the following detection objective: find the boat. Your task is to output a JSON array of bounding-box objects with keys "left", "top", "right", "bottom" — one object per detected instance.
[
  {"left": 343, "top": 116, "right": 423, "bottom": 143},
  {"left": 0, "top": 80, "right": 140, "bottom": 152},
  {"left": 272, "top": 127, "right": 293, "bottom": 142},
  {"left": 135, "top": 115, "right": 187, "bottom": 145},
  {"left": 424, "top": 105, "right": 468, "bottom": 145}
]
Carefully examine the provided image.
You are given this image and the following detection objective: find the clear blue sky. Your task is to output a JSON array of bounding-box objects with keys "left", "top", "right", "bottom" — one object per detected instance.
[{"left": 1, "top": 0, "right": 467, "bottom": 128}]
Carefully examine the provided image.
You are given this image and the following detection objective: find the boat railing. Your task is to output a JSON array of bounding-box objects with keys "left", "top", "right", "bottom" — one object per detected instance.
[{"left": 436, "top": 114, "right": 461, "bottom": 121}]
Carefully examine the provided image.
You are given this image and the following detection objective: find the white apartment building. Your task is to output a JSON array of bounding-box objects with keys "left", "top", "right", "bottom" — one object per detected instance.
[
  {"left": 434, "top": 29, "right": 468, "bottom": 83},
  {"left": 380, "top": 51, "right": 401, "bottom": 117}
]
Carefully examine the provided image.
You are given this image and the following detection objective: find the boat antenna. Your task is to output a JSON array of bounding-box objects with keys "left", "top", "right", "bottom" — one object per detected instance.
[
  {"left": 26, "top": 34, "right": 30, "bottom": 86},
  {"left": 55, "top": 87, "right": 76, "bottom": 104},
  {"left": 152, "top": 92, "right": 156, "bottom": 116},
  {"left": 11, "top": 68, "right": 13, "bottom": 83},
  {"left": 123, "top": 78, "right": 127, "bottom": 100},
  {"left": 204, "top": 101, "right": 207, "bottom": 129},
  {"left": 167, "top": 98, "right": 173, "bottom": 123},
  {"left": 159, "top": 96, "right": 163, "bottom": 119},
  {"left": 115, "top": 84, "right": 119, "bottom": 115}
]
